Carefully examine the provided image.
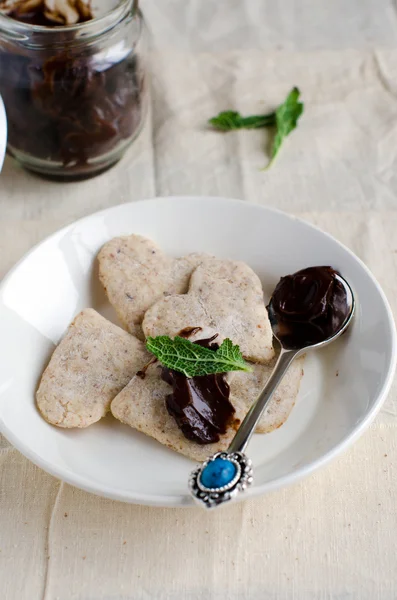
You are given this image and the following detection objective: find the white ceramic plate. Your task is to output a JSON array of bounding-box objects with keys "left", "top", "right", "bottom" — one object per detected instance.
[{"left": 0, "top": 197, "right": 395, "bottom": 507}]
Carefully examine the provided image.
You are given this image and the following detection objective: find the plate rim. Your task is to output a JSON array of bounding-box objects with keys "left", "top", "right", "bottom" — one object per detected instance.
[{"left": 0, "top": 195, "right": 396, "bottom": 507}]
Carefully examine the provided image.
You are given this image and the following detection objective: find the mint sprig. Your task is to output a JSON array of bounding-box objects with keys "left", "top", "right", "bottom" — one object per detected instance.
[
  {"left": 208, "top": 87, "right": 304, "bottom": 169},
  {"left": 265, "top": 87, "right": 304, "bottom": 169},
  {"left": 146, "top": 336, "right": 252, "bottom": 378},
  {"left": 209, "top": 111, "right": 276, "bottom": 131}
]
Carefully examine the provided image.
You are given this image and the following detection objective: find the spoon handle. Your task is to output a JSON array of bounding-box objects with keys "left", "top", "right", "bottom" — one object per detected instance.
[
  {"left": 189, "top": 347, "right": 300, "bottom": 508},
  {"left": 228, "top": 348, "right": 299, "bottom": 454},
  {"left": 0, "top": 94, "right": 7, "bottom": 173}
]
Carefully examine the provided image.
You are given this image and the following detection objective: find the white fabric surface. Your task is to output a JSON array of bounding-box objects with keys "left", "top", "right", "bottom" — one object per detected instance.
[{"left": 1, "top": 2, "right": 397, "bottom": 598}]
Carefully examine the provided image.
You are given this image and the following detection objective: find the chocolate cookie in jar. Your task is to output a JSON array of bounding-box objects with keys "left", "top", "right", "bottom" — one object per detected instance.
[{"left": 0, "top": 0, "right": 148, "bottom": 179}]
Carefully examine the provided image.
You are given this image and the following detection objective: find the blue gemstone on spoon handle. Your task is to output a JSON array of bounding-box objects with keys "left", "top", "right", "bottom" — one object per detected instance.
[{"left": 200, "top": 457, "right": 237, "bottom": 488}]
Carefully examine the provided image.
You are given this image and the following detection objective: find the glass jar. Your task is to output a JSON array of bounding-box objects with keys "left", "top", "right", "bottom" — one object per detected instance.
[{"left": 0, "top": 0, "right": 148, "bottom": 179}]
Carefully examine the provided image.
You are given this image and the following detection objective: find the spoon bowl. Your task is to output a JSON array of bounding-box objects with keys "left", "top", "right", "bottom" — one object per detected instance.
[{"left": 268, "top": 271, "right": 355, "bottom": 352}]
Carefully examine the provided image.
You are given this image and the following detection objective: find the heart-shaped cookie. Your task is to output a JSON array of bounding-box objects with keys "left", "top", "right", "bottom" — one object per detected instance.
[
  {"left": 111, "top": 355, "right": 304, "bottom": 462},
  {"left": 98, "top": 234, "right": 210, "bottom": 339},
  {"left": 142, "top": 257, "right": 274, "bottom": 364},
  {"left": 37, "top": 309, "right": 150, "bottom": 428}
]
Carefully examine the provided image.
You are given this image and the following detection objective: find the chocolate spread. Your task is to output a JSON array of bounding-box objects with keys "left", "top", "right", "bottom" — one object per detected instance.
[
  {"left": 268, "top": 266, "right": 349, "bottom": 349},
  {"left": 162, "top": 336, "right": 236, "bottom": 445},
  {"left": 178, "top": 327, "right": 203, "bottom": 339},
  {"left": 0, "top": 0, "right": 145, "bottom": 174}
]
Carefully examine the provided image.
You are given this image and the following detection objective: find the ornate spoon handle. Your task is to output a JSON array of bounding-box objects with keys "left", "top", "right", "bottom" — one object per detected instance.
[
  {"left": 229, "top": 349, "right": 299, "bottom": 453},
  {"left": 189, "top": 348, "right": 300, "bottom": 509}
]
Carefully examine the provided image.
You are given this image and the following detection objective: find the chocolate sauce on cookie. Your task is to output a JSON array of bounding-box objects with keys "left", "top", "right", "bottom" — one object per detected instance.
[{"left": 161, "top": 336, "right": 235, "bottom": 444}]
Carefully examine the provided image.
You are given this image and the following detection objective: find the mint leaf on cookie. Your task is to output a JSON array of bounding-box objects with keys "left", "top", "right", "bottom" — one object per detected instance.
[{"left": 146, "top": 336, "right": 252, "bottom": 378}]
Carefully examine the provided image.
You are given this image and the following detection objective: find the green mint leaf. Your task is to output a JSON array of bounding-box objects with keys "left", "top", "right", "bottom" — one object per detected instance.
[
  {"left": 146, "top": 335, "right": 253, "bottom": 378},
  {"left": 209, "top": 110, "right": 276, "bottom": 131},
  {"left": 215, "top": 338, "right": 244, "bottom": 363},
  {"left": 264, "top": 87, "right": 304, "bottom": 169},
  {"left": 208, "top": 88, "right": 304, "bottom": 169}
]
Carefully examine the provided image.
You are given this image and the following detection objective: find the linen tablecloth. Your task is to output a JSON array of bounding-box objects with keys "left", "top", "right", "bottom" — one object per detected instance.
[{"left": 1, "top": 1, "right": 397, "bottom": 598}]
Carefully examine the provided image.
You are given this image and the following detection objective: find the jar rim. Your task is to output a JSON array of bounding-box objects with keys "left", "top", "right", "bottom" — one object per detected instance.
[{"left": 0, "top": 0, "right": 138, "bottom": 38}]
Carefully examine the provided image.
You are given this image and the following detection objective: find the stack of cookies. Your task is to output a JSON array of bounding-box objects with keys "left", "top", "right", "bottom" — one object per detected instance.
[{"left": 36, "top": 235, "right": 304, "bottom": 461}]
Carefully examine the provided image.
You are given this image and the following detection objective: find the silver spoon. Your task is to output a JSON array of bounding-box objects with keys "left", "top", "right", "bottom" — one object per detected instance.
[{"left": 189, "top": 272, "right": 355, "bottom": 509}]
